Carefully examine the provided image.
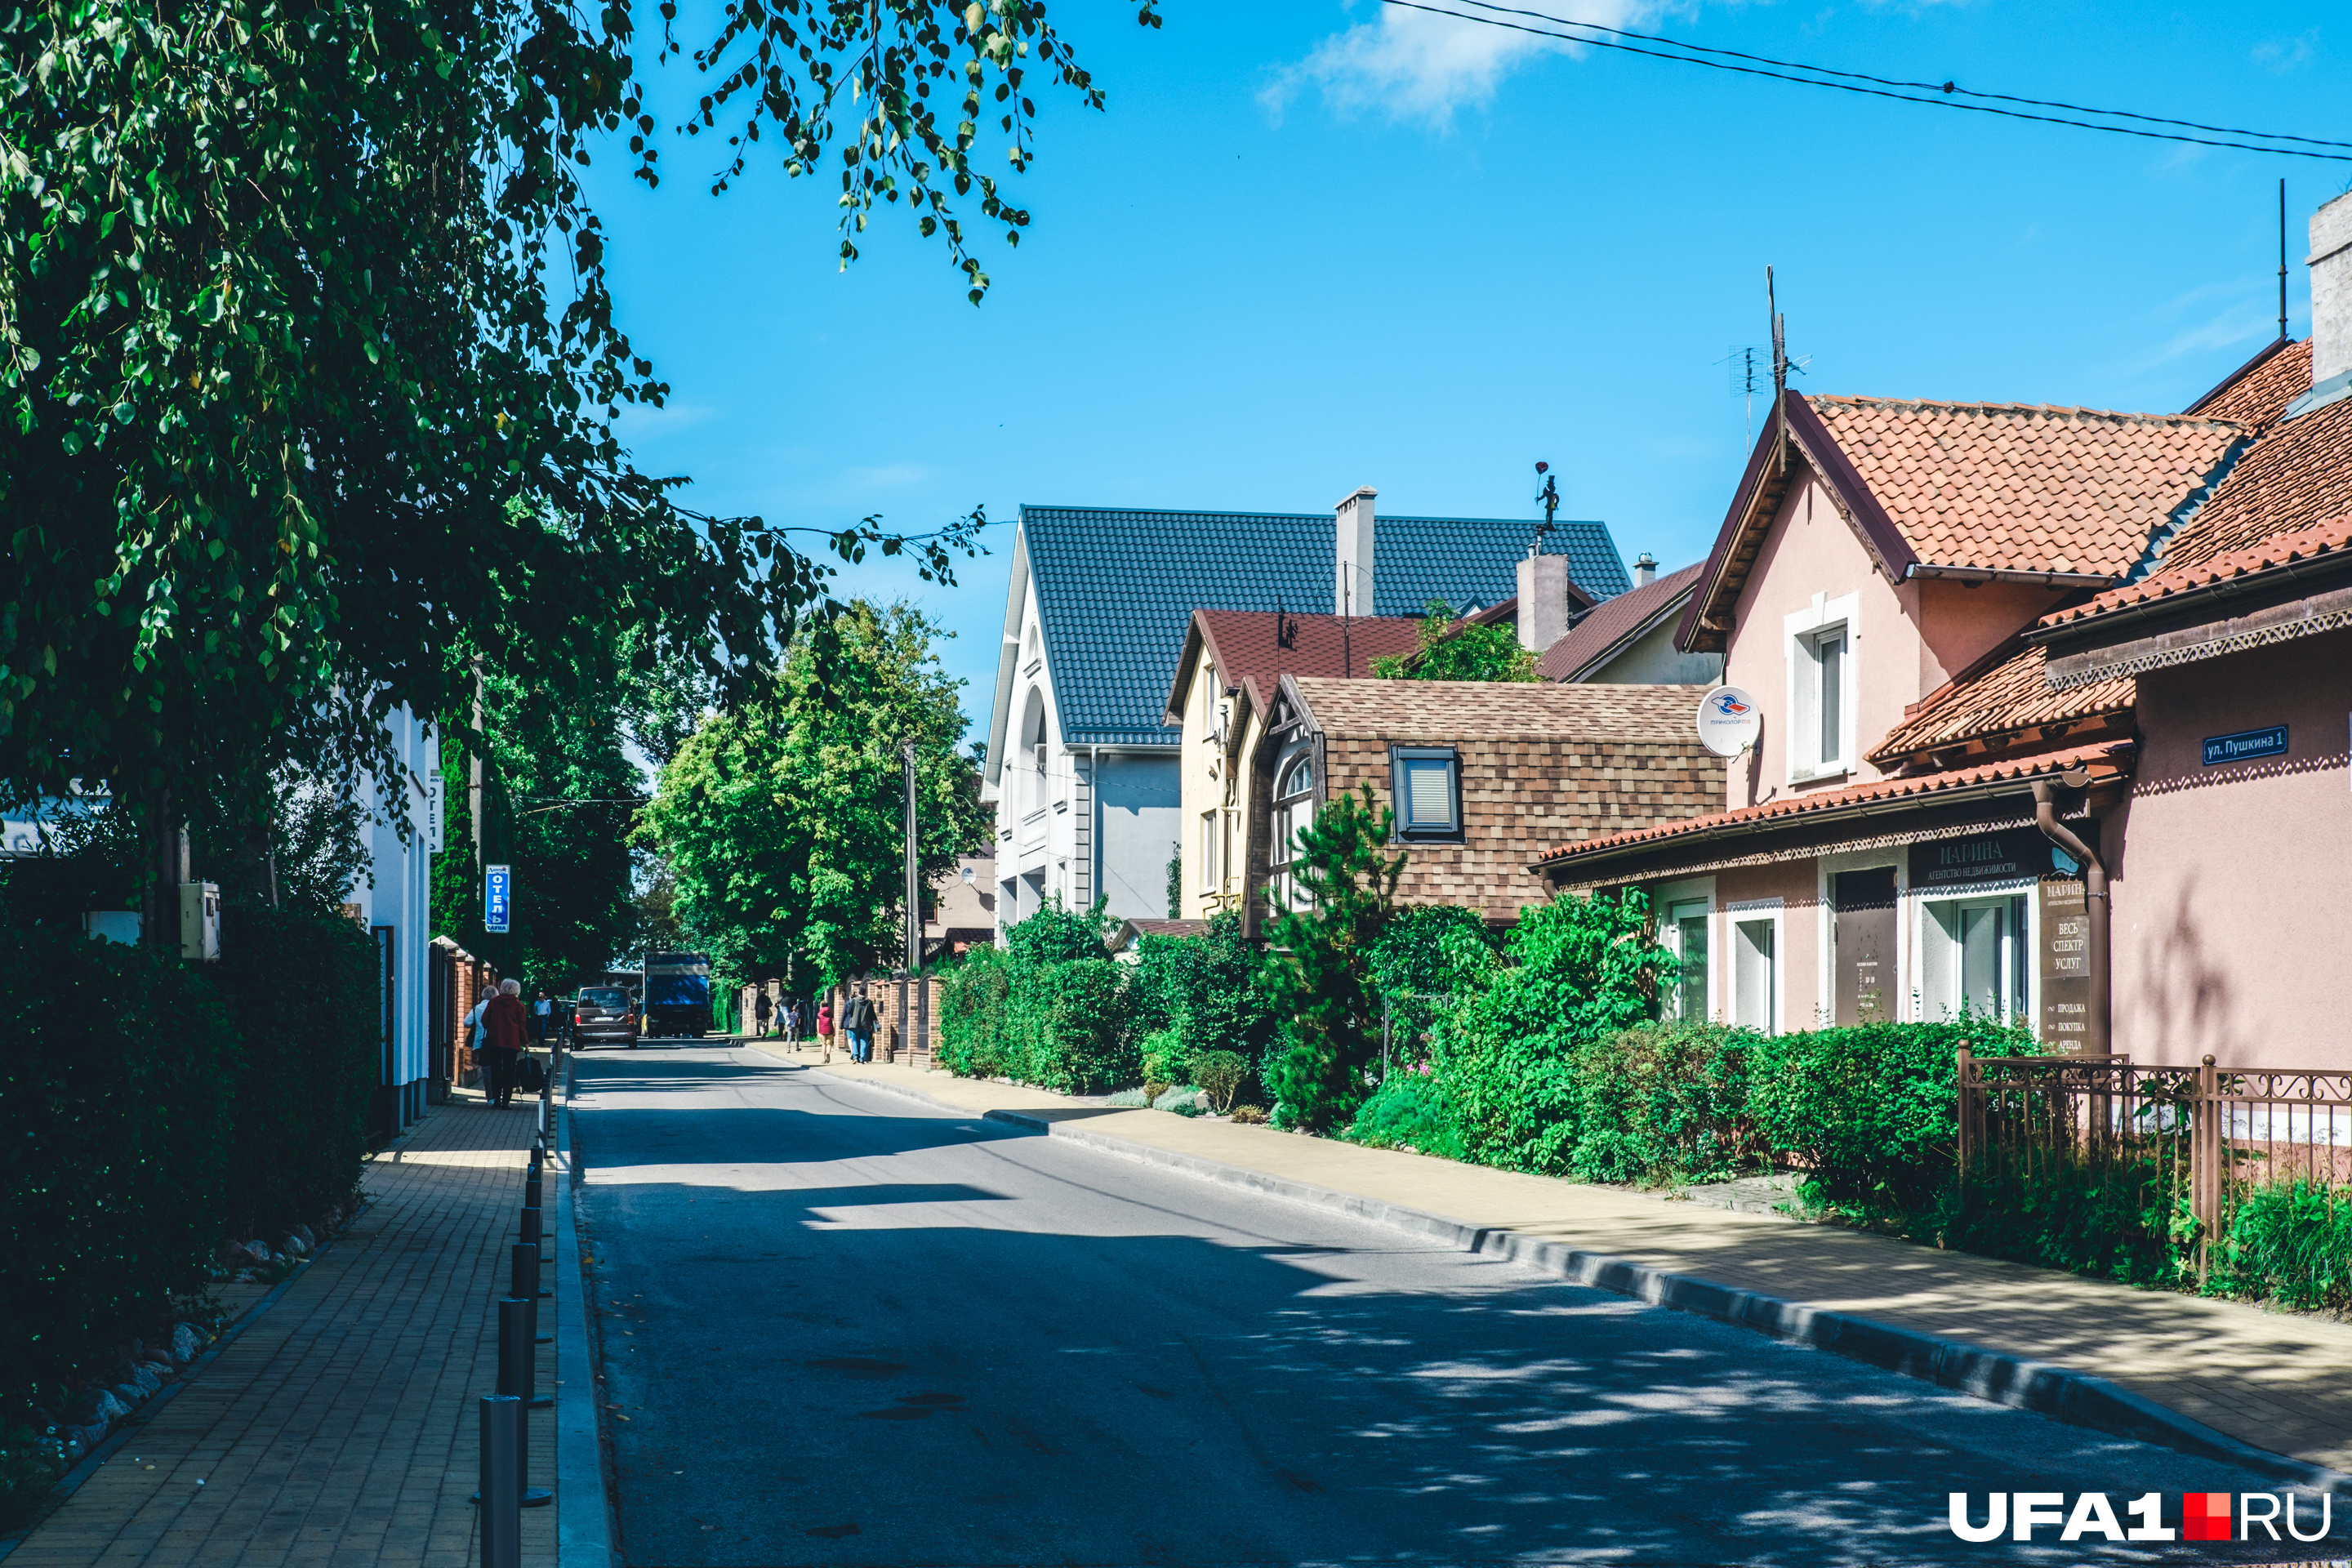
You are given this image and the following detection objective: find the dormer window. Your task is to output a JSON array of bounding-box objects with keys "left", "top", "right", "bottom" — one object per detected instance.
[{"left": 1786, "top": 594, "right": 1857, "bottom": 782}]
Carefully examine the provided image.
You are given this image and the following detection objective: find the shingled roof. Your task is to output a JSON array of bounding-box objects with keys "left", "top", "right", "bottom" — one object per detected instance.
[
  {"left": 1022, "top": 506, "right": 1628, "bottom": 746},
  {"left": 1285, "top": 676, "right": 1700, "bottom": 742},
  {"left": 1164, "top": 608, "right": 1426, "bottom": 724},
  {"left": 1537, "top": 562, "right": 1704, "bottom": 681}
]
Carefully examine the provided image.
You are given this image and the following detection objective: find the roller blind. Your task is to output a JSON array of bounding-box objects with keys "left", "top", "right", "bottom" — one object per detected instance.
[{"left": 1403, "top": 758, "right": 1454, "bottom": 827}]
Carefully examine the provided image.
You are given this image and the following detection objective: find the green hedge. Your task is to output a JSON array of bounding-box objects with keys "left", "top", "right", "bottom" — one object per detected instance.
[
  {"left": 936, "top": 947, "right": 1014, "bottom": 1078},
  {"left": 213, "top": 907, "right": 380, "bottom": 1236},
  {"left": 1009, "top": 958, "right": 1134, "bottom": 1094},
  {"left": 0, "top": 927, "right": 238, "bottom": 1409},
  {"left": 0, "top": 909, "right": 378, "bottom": 1423}
]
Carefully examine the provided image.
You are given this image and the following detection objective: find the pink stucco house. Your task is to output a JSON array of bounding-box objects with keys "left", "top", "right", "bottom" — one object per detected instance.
[{"left": 1528, "top": 192, "right": 2352, "bottom": 1071}]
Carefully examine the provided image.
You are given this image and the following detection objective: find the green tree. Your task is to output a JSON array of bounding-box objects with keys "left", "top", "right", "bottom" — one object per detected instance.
[
  {"left": 1371, "top": 601, "right": 1539, "bottom": 682},
  {"left": 1, "top": 0, "right": 1142, "bottom": 908},
  {"left": 638, "top": 603, "right": 986, "bottom": 988},
  {"left": 1259, "top": 786, "right": 1403, "bottom": 1132}
]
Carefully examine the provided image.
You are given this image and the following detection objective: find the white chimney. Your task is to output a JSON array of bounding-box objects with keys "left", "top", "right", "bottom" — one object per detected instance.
[
  {"left": 1335, "top": 487, "right": 1376, "bottom": 618},
  {"left": 1515, "top": 552, "right": 1573, "bottom": 653},
  {"left": 2311, "top": 189, "right": 2352, "bottom": 390},
  {"left": 1633, "top": 552, "right": 1658, "bottom": 589}
]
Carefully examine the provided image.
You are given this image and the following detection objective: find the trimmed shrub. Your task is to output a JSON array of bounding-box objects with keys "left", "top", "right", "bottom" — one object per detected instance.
[
  {"left": 1567, "top": 1022, "right": 1762, "bottom": 1185},
  {"left": 1152, "top": 1085, "right": 1207, "bottom": 1116},
  {"left": 1138, "top": 1027, "right": 1187, "bottom": 1087},
  {"left": 0, "top": 927, "right": 238, "bottom": 1414},
  {"left": 1191, "top": 1049, "right": 1248, "bottom": 1113},
  {"left": 1343, "top": 1071, "right": 1461, "bottom": 1159},
  {"left": 1014, "top": 959, "right": 1134, "bottom": 1094},
  {"left": 1104, "top": 1087, "right": 1150, "bottom": 1107},
  {"left": 213, "top": 906, "right": 378, "bottom": 1235},
  {"left": 1229, "top": 1104, "right": 1269, "bottom": 1125},
  {"left": 936, "top": 947, "right": 1013, "bottom": 1077}
]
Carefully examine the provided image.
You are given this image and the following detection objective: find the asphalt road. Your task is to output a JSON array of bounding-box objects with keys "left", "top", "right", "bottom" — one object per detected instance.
[{"left": 572, "top": 1042, "right": 2319, "bottom": 1568}]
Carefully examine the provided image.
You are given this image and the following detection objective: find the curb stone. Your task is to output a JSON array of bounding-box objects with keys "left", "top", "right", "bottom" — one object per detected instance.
[
  {"left": 794, "top": 1058, "right": 2352, "bottom": 1496},
  {"left": 556, "top": 1053, "right": 619, "bottom": 1568}
]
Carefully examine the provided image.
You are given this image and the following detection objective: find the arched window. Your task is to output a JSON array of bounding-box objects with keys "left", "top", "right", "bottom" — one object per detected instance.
[
  {"left": 1021, "top": 690, "right": 1049, "bottom": 814},
  {"left": 1269, "top": 753, "right": 1316, "bottom": 911}
]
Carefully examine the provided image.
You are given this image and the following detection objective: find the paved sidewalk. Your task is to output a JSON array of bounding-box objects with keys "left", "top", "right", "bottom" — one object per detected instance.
[
  {"left": 7, "top": 1089, "right": 559, "bottom": 1568},
  {"left": 770, "top": 1045, "right": 2352, "bottom": 1477}
]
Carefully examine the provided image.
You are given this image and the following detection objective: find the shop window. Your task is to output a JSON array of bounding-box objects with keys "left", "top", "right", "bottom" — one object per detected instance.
[
  {"left": 1664, "top": 898, "right": 1710, "bottom": 1021},
  {"left": 1921, "top": 894, "right": 2029, "bottom": 1022},
  {"left": 1733, "top": 916, "right": 1777, "bottom": 1032},
  {"left": 1389, "top": 746, "right": 1462, "bottom": 842},
  {"left": 1269, "top": 754, "right": 1316, "bottom": 911}
]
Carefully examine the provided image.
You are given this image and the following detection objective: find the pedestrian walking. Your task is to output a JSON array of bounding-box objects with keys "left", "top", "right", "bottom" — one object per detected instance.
[
  {"left": 814, "top": 997, "right": 834, "bottom": 1064},
  {"left": 462, "top": 986, "right": 492, "bottom": 1095},
  {"left": 483, "top": 978, "right": 529, "bottom": 1108},
  {"left": 532, "top": 990, "right": 553, "bottom": 1047},
  {"left": 782, "top": 999, "right": 802, "bottom": 1045},
  {"left": 844, "top": 986, "right": 878, "bottom": 1065},
  {"left": 754, "top": 989, "right": 773, "bottom": 1039}
]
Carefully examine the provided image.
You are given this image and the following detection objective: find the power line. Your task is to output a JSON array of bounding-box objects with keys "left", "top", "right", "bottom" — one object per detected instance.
[{"left": 1383, "top": 0, "right": 2352, "bottom": 163}]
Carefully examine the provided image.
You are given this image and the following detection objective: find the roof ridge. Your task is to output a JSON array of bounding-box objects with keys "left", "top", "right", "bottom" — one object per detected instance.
[{"left": 1806, "top": 394, "right": 2245, "bottom": 428}]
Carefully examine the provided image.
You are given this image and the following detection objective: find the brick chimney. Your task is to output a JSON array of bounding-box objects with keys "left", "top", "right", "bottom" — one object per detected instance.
[
  {"left": 1515, "top": 552, "right": 1573, "bottom": 652},
  {"left": 1633, "top": 552, "right": 1658, "bottom": 588},
  {"left": 1335, "top": 487, "right": 1376, "bottom": 617}
]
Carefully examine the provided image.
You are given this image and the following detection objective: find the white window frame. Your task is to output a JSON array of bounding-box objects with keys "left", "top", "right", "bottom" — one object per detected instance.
[
  {"left": 1909, "top": 876, "right": 2037, "bottom": 1028},
  {"left": 1726, "top": 896, "right": 1784, "bottom": 1036},
  {"left": 1199, "top": 809, "right": 1223, "bottom": 892},
  {"left": 1653, "top": 876, "right": 1717, "bottom": 1022},
  {"left": 1784, "top": 591, "right": 1859, "bottom": 784},
  {"left": 1270, "top": 753, "right": 1316, "bottom": 912}
]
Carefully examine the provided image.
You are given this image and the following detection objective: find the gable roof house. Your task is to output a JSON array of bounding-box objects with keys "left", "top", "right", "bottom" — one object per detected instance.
[
  {"left": 1525, "top": 198, "right": 2352, "bottom": 1071},
  {"left": 982, "top": 490, "right": 1628, "bottom": 935},
  {"left": 1535, "top": 559, "right": 1723, "bottom": 685}
]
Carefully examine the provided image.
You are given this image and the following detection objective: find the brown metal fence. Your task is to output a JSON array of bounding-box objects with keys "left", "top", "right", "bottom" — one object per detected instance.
[{"left": 1957, "top": 1045, "right": 2352, "bottom": 1278}]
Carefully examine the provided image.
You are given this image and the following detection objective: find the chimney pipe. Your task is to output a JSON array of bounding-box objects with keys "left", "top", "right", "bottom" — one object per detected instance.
[
  {"left": 1334, "top": 487, "right": 1376, "bottom": 620},
  {"left": 1633, "top": 552, "right": 1658, "bottom": 589},
  {"left": 2309, "top": 189, "right": 2352, "bottom": 391},
  {"left": 1515, "top": 554, "right": 1573, "bottom": 653}
]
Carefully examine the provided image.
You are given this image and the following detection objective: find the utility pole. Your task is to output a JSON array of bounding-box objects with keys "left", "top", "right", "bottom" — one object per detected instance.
[{"left": 902, "top": 742, "right": 920, "bottom": 974}]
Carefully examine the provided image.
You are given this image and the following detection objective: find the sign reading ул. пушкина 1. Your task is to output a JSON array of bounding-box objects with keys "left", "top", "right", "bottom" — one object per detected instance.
[{"left": 2202, "top": 725, "right": 2287, "bottom": 766}]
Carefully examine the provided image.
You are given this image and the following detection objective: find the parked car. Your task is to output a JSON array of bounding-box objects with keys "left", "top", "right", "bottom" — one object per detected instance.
[{"left": 573, "top": 986, "right": 639, "bottom": 1049}]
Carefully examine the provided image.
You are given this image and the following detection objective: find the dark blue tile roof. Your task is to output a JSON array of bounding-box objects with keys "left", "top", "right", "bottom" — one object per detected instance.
[{"left": 1022, "top": 506, "right": 1629, "bottom": 747}]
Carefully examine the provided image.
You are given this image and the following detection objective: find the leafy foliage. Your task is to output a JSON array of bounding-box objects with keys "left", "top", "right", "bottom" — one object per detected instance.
[
  {"left": 1004, "top": 896, "right": 1111, "bottom": 966},
  {"left": 1190, "top": 1050, "right": 1248, "bottom": 1113},
  {"left": 1, "top": 0, "right": 1120, "bottom": 849},
  {"left": 935, "top": 946, "right": 1014, "bottom": 1078},
  {"left": 1342, "top": 1069, "right": 1462, "bottom": 1159},
  {"left": 1126, "top": 911, "right": 1267, "bottom": 1085},
  {"left": 1433, "top": 890, "right": 1670, "bottom": 1173},
  {"left": 1260, "top": 786, "right": 1401, "bottom": 1133},
  {"left": 1370, "top": 601, "right": 1538, "bottom": 683},
  {"left": 639, "top": 602, "right": 986, "bottom": 988},
  {"left": 1565, "top": 1022, "right": 1761, "bottom": 1185}
]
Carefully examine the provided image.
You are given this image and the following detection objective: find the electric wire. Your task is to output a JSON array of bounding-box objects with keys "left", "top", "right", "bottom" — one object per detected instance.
[{"left": 1383, "top": 0, "right": 2352, "bottom": 163}]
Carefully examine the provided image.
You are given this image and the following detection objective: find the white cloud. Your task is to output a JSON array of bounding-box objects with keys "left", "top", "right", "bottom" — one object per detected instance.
[{"left": 1263, "top": 2, "right": 1651, "bottom": 129}]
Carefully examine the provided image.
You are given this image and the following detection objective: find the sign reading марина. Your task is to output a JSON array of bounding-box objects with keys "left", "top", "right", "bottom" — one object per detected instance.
[{"left": 2202, "top": 724, "right": 2287, "bottom": 766}]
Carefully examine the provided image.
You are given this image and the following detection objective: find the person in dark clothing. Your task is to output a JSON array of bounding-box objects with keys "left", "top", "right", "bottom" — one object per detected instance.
[
  {"left": 843, "top": 987, "right": 879, "bottom": 1064},
  {"left": 483, "top": 979, "right": 530, "bottom": 1108},
  {"left": 753, "top": 990, "right": 773, "bottom": 1039}
]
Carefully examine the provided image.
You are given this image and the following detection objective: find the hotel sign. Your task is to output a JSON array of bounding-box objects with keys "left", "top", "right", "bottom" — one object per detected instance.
[{"left": 2202, "top": 724, "right": 2287, "bottom": 766}]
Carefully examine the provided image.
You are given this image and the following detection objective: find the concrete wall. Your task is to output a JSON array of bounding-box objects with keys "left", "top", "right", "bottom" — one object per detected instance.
[
  {"left": 2110, "top": 628, "right": 2352, "bottom": 1068},
  {"left": 1094, "top": 751, "right": 1181, "bottom": 921}
]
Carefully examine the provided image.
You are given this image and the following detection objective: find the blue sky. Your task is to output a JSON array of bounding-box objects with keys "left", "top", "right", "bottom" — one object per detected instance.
[{"left": 586, "top": 0, "right": 2345, "bottom": 746}]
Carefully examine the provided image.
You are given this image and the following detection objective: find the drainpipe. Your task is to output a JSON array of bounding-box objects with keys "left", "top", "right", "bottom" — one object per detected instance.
[{"left": 2029, "top": 779, "right": 2109, "bottom": 1057}]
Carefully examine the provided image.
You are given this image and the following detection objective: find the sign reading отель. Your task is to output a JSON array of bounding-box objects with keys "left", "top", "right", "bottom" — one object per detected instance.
[{"left": 2202, "top": 725, "right": 2287, "bottom": 766}]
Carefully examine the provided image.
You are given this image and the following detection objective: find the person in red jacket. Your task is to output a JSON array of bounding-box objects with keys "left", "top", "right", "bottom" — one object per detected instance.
[{"left": 483, "top": 979, "right": 530, "bottom": 1108}]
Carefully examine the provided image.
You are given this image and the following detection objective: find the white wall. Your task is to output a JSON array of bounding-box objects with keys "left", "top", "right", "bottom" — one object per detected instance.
[{"left": 357, "top": 706, "right": 437, "bottom": 1124}]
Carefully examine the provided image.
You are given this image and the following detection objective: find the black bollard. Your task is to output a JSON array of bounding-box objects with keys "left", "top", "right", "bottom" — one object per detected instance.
[
  {"left": 523, "top": 1170, "right": 541, "bottom": 1210},
  {"left": 473, "top": 1368, "right": 553, "bottom": 1511},
  {"left": 497, "top": 1295, "right": 553, "bottom": 1410},
  {"left": 479, "top": 1396, "right": 523, "bottom": 1568},
  {"left": 512, "top": 1243, "right": 554, "bottom": 1342}
]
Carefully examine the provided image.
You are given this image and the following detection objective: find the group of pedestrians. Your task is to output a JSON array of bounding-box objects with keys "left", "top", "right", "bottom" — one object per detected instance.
[
  {"left": 461, "top": 978, "right": 535, "bottom": 1108},
  {"left": 749, "top": 984, "right": 880, "bottom": 1064}
]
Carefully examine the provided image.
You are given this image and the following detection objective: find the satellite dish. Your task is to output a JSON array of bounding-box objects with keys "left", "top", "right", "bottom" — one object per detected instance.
[{"left": 1696, "top": 685, "right": 1762, "bottom": 758}]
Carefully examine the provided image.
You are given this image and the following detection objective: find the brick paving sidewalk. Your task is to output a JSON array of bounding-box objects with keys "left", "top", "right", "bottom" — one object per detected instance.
[
  {"left": 779, "top": 1046, "right": 2352, "bottom": 1476},
  {"left": 8, "top": 1088, "right": 559, "bottom": 1568}
]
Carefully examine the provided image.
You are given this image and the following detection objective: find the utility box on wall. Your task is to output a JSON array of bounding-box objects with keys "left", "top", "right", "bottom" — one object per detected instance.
[{"left": 179, "top": 881, "right": 220, "bottom": 962}]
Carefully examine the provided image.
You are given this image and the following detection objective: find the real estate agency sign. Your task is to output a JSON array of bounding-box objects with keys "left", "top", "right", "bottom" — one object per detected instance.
[{"left": 1907, "top": 826, "right": 2097, "bottom": 1052}]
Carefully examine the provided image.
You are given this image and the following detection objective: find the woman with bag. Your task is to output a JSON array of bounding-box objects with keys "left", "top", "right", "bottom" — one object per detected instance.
[
  {"left": 483, "top": 978, "right": 530, "bottom": 1108},
  {"left": 814, "top": 997, "right": 834, "bottom": 1064}
]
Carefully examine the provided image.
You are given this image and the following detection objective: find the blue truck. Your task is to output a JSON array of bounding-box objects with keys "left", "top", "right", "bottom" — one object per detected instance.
[{"left": 640, "top": 951, "right": 714, "bottom": 1038}]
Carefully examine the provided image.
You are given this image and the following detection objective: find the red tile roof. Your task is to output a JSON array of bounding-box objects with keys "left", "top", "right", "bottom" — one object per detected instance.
[
  {"left": 1167, "top": 608, "right": 1425, "bottom": 724},
  {"left": 1868, "top": 643, "right": 2134, "bottom": 765},
  {"left": 2040, "top": 512, "right": 2352, "bottom": 630},
  {"left": 1805, "top": 396, "right": 2250, "bottom": 578},
  {"left": 1529, "top": 740, "right": 2134, "bottom": 870},
  {"left": 1537, "top": 563, "right": 1704, "bottom": 681},
  {"left": 2185, "top": 336, "right": 2310, "bottom": 425}
]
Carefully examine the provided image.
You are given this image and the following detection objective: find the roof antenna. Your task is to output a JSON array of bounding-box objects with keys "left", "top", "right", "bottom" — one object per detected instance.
[
  {"left": 1531, "top": 461, "right": 1558, "bottom": 556},
  {"left": 2278, "top": 176, "right": 2290, "bottom": 343},
  {"left": 1768, "top": 265, "right": 1788, "bottom": 475},
  {"left": 1341, "top": 579, "right": 1353, "bottom": 679}
]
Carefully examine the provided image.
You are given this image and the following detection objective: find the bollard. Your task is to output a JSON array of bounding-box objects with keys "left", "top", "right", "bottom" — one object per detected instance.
[
  {"left": 497, "top": 1295, "right": 552, "bottom": 1410},
  {"left": 523, "top": 1169, "right": 542, "bottom": 1210},
  {"left": 512, "top": 1243, "right": 554, "bottom": 1339},
  {"left": 479, "top": 1396, "right": 523, "bottom": 1567},
  {"left": 517, "top": 1210, "right": 552, "bottom": 1290}
]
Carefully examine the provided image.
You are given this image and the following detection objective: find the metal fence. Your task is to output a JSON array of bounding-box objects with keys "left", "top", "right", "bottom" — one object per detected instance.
[{"left": 1957, "top": 1046, "right": 2352, "bottom": 1277}]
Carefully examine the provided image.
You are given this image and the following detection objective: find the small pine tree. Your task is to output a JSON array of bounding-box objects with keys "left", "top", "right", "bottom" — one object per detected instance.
[{"left": 1258, "top": 786, "right": 1403, "bottom": 1132}]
